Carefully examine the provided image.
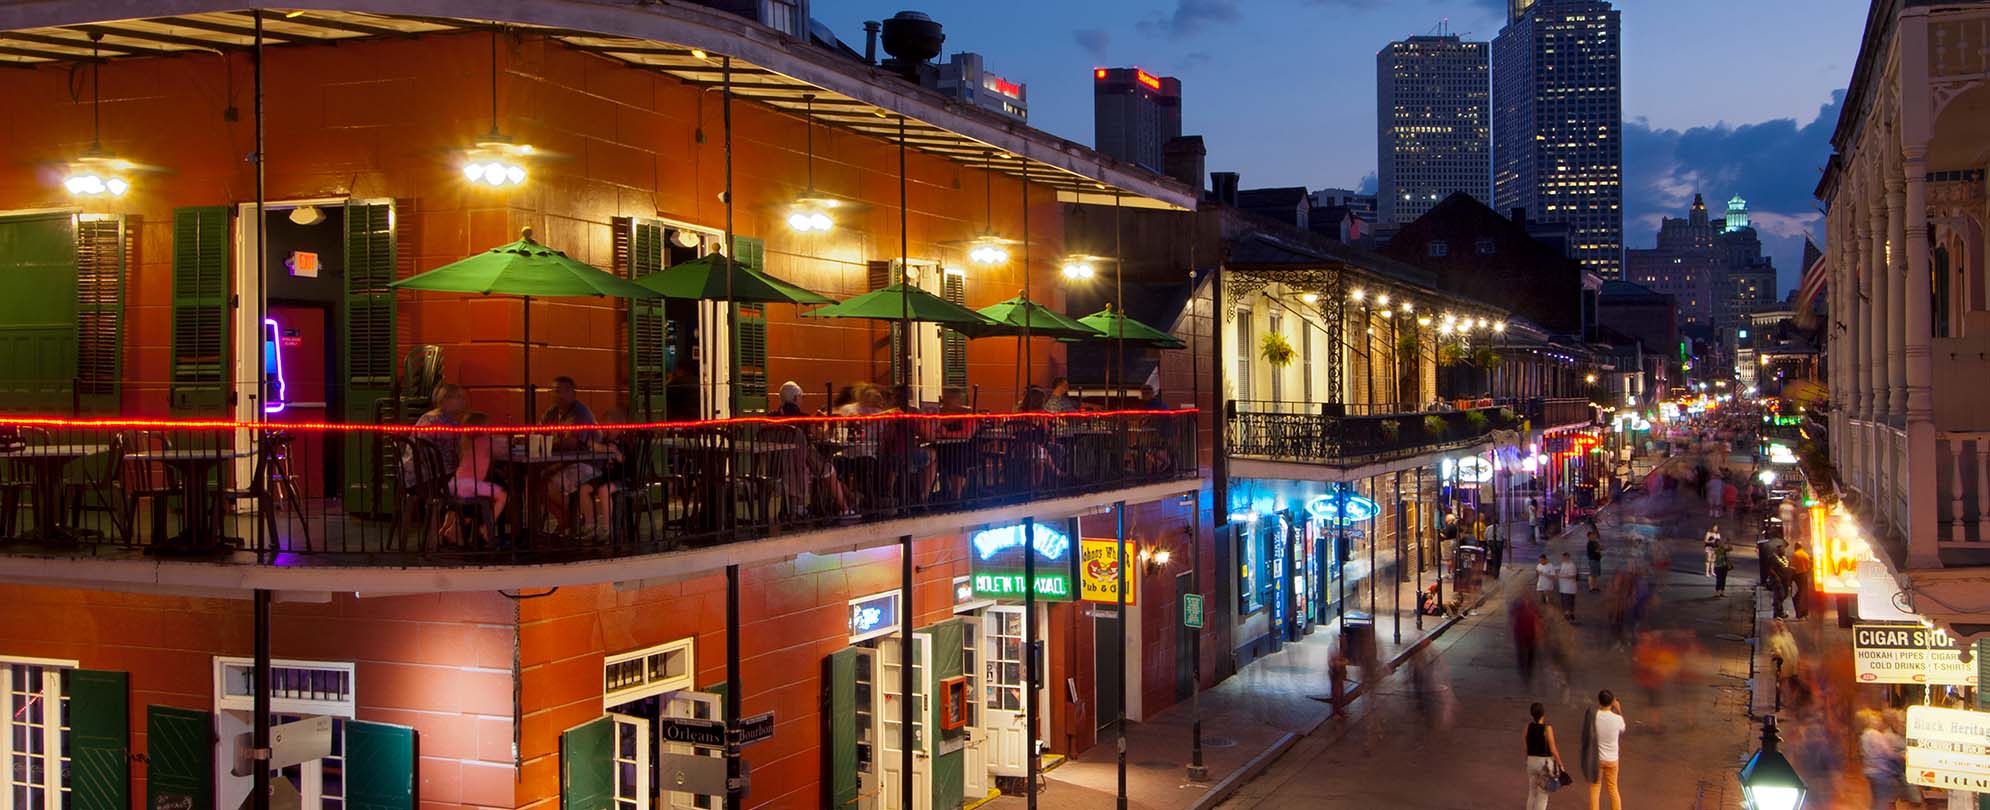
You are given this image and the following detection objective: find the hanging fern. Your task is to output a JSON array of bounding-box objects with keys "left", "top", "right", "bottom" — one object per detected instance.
[
  {"left": 1260, "top": 332, "right": 1295, "bottom": 368},
  {"left": 1472, "top": 346, "right": 1502, "bottom": 368},
  {"left": 1437, "top": 342, "right": 1466, "bottom": 366},
  {"left": 1423, "top": 414, "right": 1449, "bottom": 437}
]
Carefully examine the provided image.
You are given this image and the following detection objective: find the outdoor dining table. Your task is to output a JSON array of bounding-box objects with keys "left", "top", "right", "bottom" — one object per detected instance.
[
  {"left": 501, "top": 447, "right": 617, "bottom": 544},
  {"left": 1, "top": 443, "right": 109, "bottom": 542},
  {"left": 126, "top": 446, "right": 253, "bottom": 554}
]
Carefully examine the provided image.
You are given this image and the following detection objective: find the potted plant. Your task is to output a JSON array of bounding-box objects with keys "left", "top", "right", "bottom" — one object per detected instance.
[
  {"left": 1380, "top": 418, "right": 1402, "bottom": 442},
  {"left": 1472, "top": 346, "right": 1502, "bottom": 368},
  {"left": 1464, "top": 409, "right": 1490, "bottom": 432},
  {"left": 1260, "top": 332, "right": 1295, "bottom": 368},
  {"left": 1437, "top": 342, "right": 1465, "bottom": 366},
  {"left": 1423, "top": 414, "right": 1449, "bottom": 438}
]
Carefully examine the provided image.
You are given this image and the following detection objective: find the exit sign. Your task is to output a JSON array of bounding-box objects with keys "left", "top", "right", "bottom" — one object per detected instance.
[{"left": 1182, "top": 594, "right": 1204, "bottom": 629}]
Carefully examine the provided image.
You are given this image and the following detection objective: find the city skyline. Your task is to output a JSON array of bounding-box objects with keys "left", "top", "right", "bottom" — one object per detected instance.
[{"left": 829, "top": 0, "right": 1867, "bottom": 293}]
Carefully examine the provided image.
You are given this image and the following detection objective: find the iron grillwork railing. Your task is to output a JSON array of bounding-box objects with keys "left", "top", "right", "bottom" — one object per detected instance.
[{"left": 1224, "top": 400, "right": 1519, "bottom": 465}]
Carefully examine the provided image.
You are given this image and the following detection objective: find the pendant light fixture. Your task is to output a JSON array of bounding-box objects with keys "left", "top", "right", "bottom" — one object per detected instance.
[
  {"left": 64, "top": 34, "right": 132, "bottom": 197},
  {"left": 462, "top": 29, "right": 532, "bottom": 188},
  {"left": 786, "top": 94, "right": 836, "bottom": 232},
  {"left": 968, "top": 152, "right": 1013, "bottom": 265}
]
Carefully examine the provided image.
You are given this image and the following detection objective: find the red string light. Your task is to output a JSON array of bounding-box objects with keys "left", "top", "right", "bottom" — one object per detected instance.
[{"left": 0, "top": 409, "right": 1198, "bottom": 434}]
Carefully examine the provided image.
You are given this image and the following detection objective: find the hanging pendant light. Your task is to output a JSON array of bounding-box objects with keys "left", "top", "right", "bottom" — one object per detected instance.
[
  {"left": 786, "top": 94, "right": 837, "bottom": 232},
  {"left": 968, "top": 152, "right": 1013, "bottom": 265},
  {"left": 463, "top": 29, "right": 532, "bottom": 188},
  {"left": 64, "top": 34, "right": 132, "bottom": 198}
]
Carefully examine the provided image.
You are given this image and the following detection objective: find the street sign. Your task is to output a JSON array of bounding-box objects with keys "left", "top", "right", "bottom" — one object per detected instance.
[
  {"left": 660, "top": 717, "right": 727, "bottom": 748},
  {"left": 658, "top": 753, "right": 727, "bottom": 795},
  {"left": 738, "top": 712, "right": 775, "bottom": 746},
  {"left": 1182, "top": 594, "right": 1204, "bottom": 629},
  {"left": 268, "top": 715, "right": 333, "bottom": 771}
]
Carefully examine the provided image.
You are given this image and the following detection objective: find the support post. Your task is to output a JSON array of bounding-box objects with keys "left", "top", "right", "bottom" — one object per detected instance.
[
  {"left": 253, "top": 588, "right": 271, "bottom": 810},
  {"left": 899, "top": 534, "right": 914, "bottom": 810},
  {"left": 1024, "top": 516, "right": 1040, "bottom": 809},
  {"left": 1187, "top": 488, "right": 1208, "bottom": 781},
  {"left": 725, "top": 563, "right": 743, "bottom": 806},
  {"left": 1115, "top": 501, "right": 1128, "bottom": 810}
]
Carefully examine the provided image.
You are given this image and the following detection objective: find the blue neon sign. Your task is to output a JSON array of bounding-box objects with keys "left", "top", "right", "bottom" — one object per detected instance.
[
  {"left": 848, "top": 591, "right": 900, "bottom": 641},
  {"left": 1304, "top": 492, "right": 1380, "bottom": 524},
  {"left": 971, "top": 523, "right": 1071, "bottom": 562}
]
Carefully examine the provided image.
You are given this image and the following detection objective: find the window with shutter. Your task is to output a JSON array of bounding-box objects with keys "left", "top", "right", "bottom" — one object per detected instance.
[
  {"left": 0, "top": 214, "right": 79, "bottom": 413},
  {"left": 941, "top": 271, "right": 967, "bottom": 391},
  {"left": 867, "top": 260, "right": 903, "bottom": 384},
  {"left": 65, "top": 669, "right": 127, "bottom": 810},
  {"left": 342, "top": 202, "right": 396, "bottom": 510},
  {"left": 145, "top": 706, "right": 212, "bottom": 810},
  {"left": 560, "top": 717, "right": 615, "bottom": 810},
  {"left": 616, "top": 218, "right": 668, "bottom": 420},
  {"left": 823, "top": 649, "right": 861, "bottom": 810},
  {"left": 170, "top": 206, "right": 230, "bottom": 414},
  {"left": 731, "top": 237, "right": 769, "bottom": 414},
  {"left": 74, "top": 216, "right": 125, "bottom": 414}
]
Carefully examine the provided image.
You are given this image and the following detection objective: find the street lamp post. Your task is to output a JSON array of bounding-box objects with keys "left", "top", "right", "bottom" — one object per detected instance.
[{"left": 1739, "top": 715, "right": 1807, "bottom": 810}]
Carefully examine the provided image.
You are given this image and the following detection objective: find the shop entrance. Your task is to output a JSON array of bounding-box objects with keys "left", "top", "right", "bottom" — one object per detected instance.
[{"left": 1093, "top": 609, "right": 1122, "bottom": 733}]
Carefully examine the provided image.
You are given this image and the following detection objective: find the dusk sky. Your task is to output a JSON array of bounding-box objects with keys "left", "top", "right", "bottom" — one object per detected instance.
[{"left": 829, "top": 0, "right": 1869, "bottom": 294}]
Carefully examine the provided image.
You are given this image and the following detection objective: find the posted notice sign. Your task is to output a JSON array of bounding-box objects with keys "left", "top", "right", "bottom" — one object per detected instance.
[
  {"left": 1906, "top": 706, "right": 1990, "bottom": 791},
  {"left": 1852, "top": 624, "right": 1979, "bottom": 685}
]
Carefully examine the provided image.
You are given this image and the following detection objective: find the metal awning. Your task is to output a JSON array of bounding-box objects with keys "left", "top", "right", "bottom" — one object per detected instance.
[{"left": 0, "top": 4, "right": 1194, "bottom": 210}]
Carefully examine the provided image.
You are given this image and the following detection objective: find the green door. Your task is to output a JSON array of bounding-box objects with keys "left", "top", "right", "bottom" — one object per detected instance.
[
  {"left": 824, "top": 648, "right": 861, "bottom": 809},
  {"left": 924, "top": 619, "right": 965, "bottom": 810},
  {"left": 345, "top": 720, "right": 417, "bottom": 810},
  {"left": 65, "top": 670, "right": 128, "bottom": 810},
  {"left": 170, "top": 206, "right": 230, "bottom": 415},
  {"left": 0, "top": 213, "right": 78, "bottom": 412},
  {"left": 559, "top": 716, "right": 613, "bottom": 810},
  {"left": 146, "top": 705, "right": 212, "bottom": 810},
  {"left": 343, "top": 202, "right": 397, "bottom": 510}
]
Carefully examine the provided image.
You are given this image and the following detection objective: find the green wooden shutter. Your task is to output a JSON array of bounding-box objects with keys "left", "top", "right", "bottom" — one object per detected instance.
[
  {"left": 75, "top": 216, "right": 126, "bottom": 414},
  {"left": 65, "top": 670, "right": 128, "bottom": 810},
  {"left": 730, "top": 236, "right": 769, "bottom": 415},
  {"left": 823, "top": 649, "right": 861, "bottom": 809},
  {"left": 170, "top": 206, "right": 229, "bottom": 415},
  {"left": 923, "top": 621, "right": 965, "bottom": 810},
  {"left": 559, "top": 717, "right": 614, "bottom": 810},
  {"left": 941, "top": 271, "right": 967, "bottom": 391},
  {"left": 0, "top": 213, "right": 79, "bottom": 413},
  {"left": 345, "top": 720, "right": 417, "bottom": 810},
  {"left": 617, "top": 218, "right": 668, "bottom": 420},
  {"left": 342, "top": 202, "right": 398, "bottom": 512},
  {"left": 867, "top": 260, "right": 902, "bottom": 384},
  {"left": 146, "top": 705, "right": 212, "bottom": 810}
]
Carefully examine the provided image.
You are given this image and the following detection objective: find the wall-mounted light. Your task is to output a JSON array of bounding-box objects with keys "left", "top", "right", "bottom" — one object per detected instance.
[
  {"left": 1350, "top": 288, "right": 1365, "bottom": 302},
  {"left": 1300, "top": 292, "right": 1320, "bottom": 304},
  {"left": 1138, "top": 546, "right": 1173, "bottom": 573},
  {"left": 1493, "top": 321, "right": 1506, "bottom": 333},
  {"left": 1061, "top": 260, "right": 1095, "bottom": 280},
  {"left": 1376, "top": 293, "right": 1390, "bottom": 306}
]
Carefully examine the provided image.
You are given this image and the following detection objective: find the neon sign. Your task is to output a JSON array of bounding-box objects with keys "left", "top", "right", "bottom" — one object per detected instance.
[
  {"left": 1135, "top": 69, "right": 1162, "bottom": 91},
  {"left": 1305, "top": 492, "right": 1380, "bottom": 524},
  {"left": 1442, "top": 456, "right": 1493, "bottom": 484},
  {"left": 847, "top": 591, "right": 900, "bottom": 642},
  {"left": 261, "top": 318, "right": 287, "bottom": 414},
  {"left": 984, "top": 74, "right": 1023, "bottom": 99},
  {"left": 971, "top": 523, "right": 1070, "bottom": 561}
]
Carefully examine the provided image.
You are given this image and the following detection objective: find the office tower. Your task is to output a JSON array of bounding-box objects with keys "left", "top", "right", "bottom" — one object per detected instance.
[
  {"left": 1376, "top": 33, "right": 1491, "bottom": 225},
  {"left": 936, "top": 52, "right": 1028, "bottom": 123},
  {"left": 1093, "top": 67, "right": 1181, "bottom": 171},
  {"left": 1493, "top": 0, "right": 1624, "bottom": 278}
]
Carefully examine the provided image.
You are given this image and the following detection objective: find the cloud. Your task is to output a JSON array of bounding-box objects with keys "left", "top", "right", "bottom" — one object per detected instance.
[
  {"left": 1180, "top": 50, "right": 1213, "bottom": 70},
  {"left": 1072, "top": 28, "right": 1110, "bottom": 62},
  {"left": 1356, "top": 172, "right": 1378, "bottom": 194},
  {"left": 1135, "top": 0, "right": 1243, "bottom": 40},
  {"left": 1623, "top": 91, "right": 1843, "bottom": 294}
]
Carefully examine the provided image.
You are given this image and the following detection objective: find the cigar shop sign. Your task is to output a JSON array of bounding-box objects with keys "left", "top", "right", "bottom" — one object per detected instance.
[{"left": 1851, "top": 623, "right": 1979, "bottom": 686}]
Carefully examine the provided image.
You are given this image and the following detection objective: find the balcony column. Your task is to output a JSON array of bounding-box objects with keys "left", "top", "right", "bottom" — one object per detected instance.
[
  {"left": 1887, "top": 145, "right": 1910, "bottom": 424},
  {"left": 1904, "top": 142, "right": 1941, "bottom": 566},
  {"left": 1868, "top": 162, "right": 1891, "bottom": 425}
]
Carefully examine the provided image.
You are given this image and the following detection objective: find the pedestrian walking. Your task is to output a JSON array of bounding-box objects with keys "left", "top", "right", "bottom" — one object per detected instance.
[
  {"left": 1527, "top": 497, "right": 1542, "bottom": 545},
  {"left": 1536, "top": 554, "right": 1556, "bottom": 606},
  {"left": 1487, "top": 521, "right": 1506, "bottom": 576},
  {"left": 1788, "top": 541, "right": 1814, "bottom": 619},
  {"left": 1524, "top": 702, "right": 1568, "bottom": 810},
  {"left": 1702, "top": 525, "right": 1721, "bottom": 578},
  {"left": 1556, "top": 553, "right": 1579, "bottom": 621},
  {"left": 1712, "top": 543, "right": 1732, "bottom": 595},
  {"left": 1755, "top": 532, "right": 1776, "bottom": 586},
  {"left": 1859, "top": 709, "right": 1907, "bottom": 809},
  {"left": 1581, "top": 690, "right": 1625, "bottom": 810},
  {"left": 1585, "top": 526, "right": 1603, "bottom": 592},
  {"left": 1512, "top": 594, "right": 1541, "bottom": 686}
]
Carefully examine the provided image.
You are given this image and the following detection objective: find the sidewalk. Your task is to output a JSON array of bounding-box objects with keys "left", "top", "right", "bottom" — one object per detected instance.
[{"left": 979, "top": 497, "right": 1602, "bottom": 810}]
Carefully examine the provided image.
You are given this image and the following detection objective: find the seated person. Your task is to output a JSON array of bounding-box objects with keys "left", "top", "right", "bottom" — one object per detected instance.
[
  {"left": 880, "top": 385, "right": 937, "bottom": 501},
  {"left": 540, "top": 376, "right": 604, "bottom": 536},
  {"left": 777, "top": 381, "right": 808, "bottom": 416},
  {"left": 1043, "top": 377, "right": 1081, "bottom": 413},
  {"left": 932, "top": 387, "right": 977, "bottom": 499},
  {"left": 407, "top": 383, "right": 468, "bottom": 485},
  {"left": 1140, "top": 384, "right": 1167, "bottom": 410},
  {"left": 445, "top": 412, "right": 507, "bottom": 545}
]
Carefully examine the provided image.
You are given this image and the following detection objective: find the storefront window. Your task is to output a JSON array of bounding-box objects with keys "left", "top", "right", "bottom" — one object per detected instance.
[{"left": 1237, "top": 520, "right": 1263, "bottom": 615}]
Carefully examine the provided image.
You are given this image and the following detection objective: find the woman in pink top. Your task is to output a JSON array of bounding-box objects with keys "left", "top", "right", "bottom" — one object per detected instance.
[{"left": 447, "top": 413, "right": 507, "bottom": 543}]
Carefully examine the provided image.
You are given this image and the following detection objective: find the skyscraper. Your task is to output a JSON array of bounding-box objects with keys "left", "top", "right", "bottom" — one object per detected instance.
[
  {"left": 1093, "top": 67, "right": 1181, "bottom": 172},
  {"left": 1493, "top": 0, "right": 1624, "bottom": 278},
  {"left": 1375, "top": 34, "right": 1491, "bottom": 226}
]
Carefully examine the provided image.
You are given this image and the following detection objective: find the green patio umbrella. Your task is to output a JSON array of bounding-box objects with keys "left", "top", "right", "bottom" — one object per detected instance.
[
  {"left": 805, "top": 283, "right": 1009, "bottom": 338},
  {"left": 634, "top": 253, "right": 833, "bottom": 305},
  {"left": 390, "top": 227, "right": 661, "bottom": 415},
  {"left": 975, "top": 293, "right": 1103, "bottom": 340},
  {"left": 1063, "top": 304, "right": 1188, "bottom": 349}
]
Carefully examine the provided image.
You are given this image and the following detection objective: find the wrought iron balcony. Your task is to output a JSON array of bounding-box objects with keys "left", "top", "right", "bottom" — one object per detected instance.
[
  {"left": 1224, "top": 400, "right": 1521, "bottom": 466},
  {"left": 0, "top": 410, "right": 1197, "bottom": 567}
]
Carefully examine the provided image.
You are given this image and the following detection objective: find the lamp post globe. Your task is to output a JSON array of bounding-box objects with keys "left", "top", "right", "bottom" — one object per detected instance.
[{"left": 1739, "top": 716, "right": 1806, "bottom": 810}]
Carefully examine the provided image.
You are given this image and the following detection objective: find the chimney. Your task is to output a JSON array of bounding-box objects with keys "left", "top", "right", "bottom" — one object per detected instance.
[
  {"left": 862, "top": 20, "right": 880, "bottom": 64},
  {"left": 1163, "top": 136, "right": 1206, "bottom": 196},
  {"left": 1210, "top": 171, "right": 1239, "bottom": 207},
  {"left": 879, "top": 11, "right": 943, "bottom": 84}
]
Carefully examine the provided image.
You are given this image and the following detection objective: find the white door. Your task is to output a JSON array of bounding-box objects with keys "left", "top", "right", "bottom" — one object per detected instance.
[
  {"left": 905, "top": 261, "right": 944, "bottom": 403},
  {"left": 612, "top": 714, "right": 651, "bottom": 810},
  {"left": 876, "top": 634, "right": 933, "bottom": 810},
  {"left": 981, "top": 608, "right": 1031, "bottom": 777},
  {"left": 663, "top": 692, "right": 724, "bottom": 810},
  {"left": 959, "top": 616, "right": 990, "bottom": 802}
]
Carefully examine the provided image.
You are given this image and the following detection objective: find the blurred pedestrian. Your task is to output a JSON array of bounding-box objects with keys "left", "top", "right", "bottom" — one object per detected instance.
[
  {"left": 1512, "top": 594, "right": 1542, "bottom": 686},
  {"left": 1585, "top": 524, "right": 1604, "bottom": 592},
  {"left": 1557, "top": 553, "right": 1579, "bottom": 621},
  {"left": 1860, "top": 709, "right": 1907, "bottom": 810},
  {"left": 1524, "top": 702, "right": 1568, "bottom": 810},
  {"left": 1788, "top": 542, "right": 1814, "bottom": 619},
  {"left": 1712, "top": 542, "right": 1732, "bottom": 595}
]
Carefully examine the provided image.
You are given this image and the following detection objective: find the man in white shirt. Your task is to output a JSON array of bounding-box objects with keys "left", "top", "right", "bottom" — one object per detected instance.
[
  {"left": 1535, "top": 554, "right": 1556, "bottom": 605},
  {"left": 1589, "top": 690, "right": 1625, "bottom": 810},
  {"left": 1557, "top": 553, "right": 1579, "bottom": 621}
]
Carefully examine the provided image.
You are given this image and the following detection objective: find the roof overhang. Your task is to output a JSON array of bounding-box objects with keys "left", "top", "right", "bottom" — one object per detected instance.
[{"left": 0, "top": 0, "right": 1194, "bottom": 211}]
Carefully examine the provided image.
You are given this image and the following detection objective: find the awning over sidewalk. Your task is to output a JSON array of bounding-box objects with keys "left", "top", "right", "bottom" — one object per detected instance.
[{"left": 0, "top": 3, "right": 1196, "bottom": 211}]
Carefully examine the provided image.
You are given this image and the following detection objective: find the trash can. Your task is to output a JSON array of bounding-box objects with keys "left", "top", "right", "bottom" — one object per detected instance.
[{"left": 1340, "top": 612, "right": 1376, "bottom": 665}]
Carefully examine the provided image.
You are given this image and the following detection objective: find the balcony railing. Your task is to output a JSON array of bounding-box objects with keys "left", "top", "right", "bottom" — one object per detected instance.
[
  {"left": 0, "top": 410, "right": 1197, "bottom": 566},
  {"left": 1225, "top": 401, "right": 1521, "bottom": 465},
  {"left": 1527, "top": 397, "right": 1595, "bottom": 430}
]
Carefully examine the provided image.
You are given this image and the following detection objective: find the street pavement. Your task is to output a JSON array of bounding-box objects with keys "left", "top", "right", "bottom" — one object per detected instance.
[{"left": 1217, "top": 450, "right": 1764, "bottom": 810}]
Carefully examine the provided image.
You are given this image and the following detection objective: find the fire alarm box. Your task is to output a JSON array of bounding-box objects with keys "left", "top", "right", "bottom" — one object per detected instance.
[{"left": 938, "top": 676, "right": 968, "bottom": 731}]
